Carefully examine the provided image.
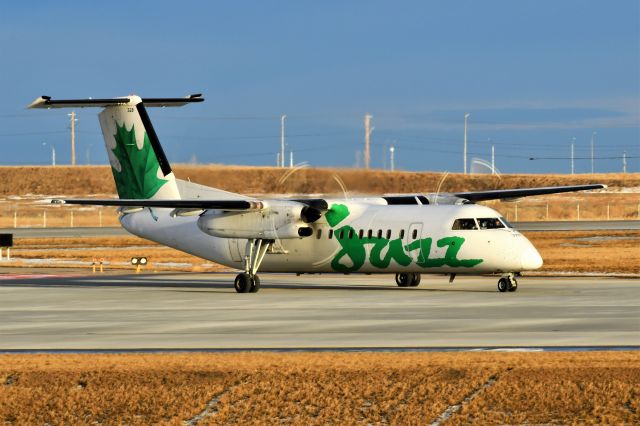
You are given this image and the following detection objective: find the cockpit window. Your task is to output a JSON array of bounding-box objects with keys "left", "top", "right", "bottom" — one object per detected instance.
[
  {"left": 499, "top": 217, "right": 513, "bottom": 228},
  {"left": 452, "top": 218, "right": 478, "bottom": 230},
  {"left": 478, "top": 218, "right": 505, "bottom": 229}
]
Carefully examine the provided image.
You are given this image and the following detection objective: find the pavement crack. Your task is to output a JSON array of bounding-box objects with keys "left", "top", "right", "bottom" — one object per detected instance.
[
  {"left": 429, "top": 370, "right": 504, "bottom": 426},
  {"left": 183, "top": 376, "right": 250, "bottom": 426}
]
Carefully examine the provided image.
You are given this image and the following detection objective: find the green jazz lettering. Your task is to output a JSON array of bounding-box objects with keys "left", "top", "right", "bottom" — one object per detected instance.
[{"left": 327, "top": 204, "right": 483, "bottom": 272}]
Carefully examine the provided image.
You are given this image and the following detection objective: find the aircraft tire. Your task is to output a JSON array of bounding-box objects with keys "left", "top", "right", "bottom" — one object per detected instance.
[
  {"left": 234, "top": 273, "right": 252, "bottom": 293},
  {"left": 395, "top": 273, "right": 411, "bottom": 287},
  {"left": 250, "top": 275, "right": 261, "bottom": 293},
  {"left": 409, "top": 273, "right": 421, "bottom": 287},
  {"left": 497, "top": 278, "right": 509, "bottom": 292}
]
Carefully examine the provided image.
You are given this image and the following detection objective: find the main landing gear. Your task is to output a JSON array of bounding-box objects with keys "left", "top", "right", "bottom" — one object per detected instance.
[
  {"left": 395, "top": 273, "right": 421, "bottom": 287},
  {"left": 497, "top": 273, "right": 518, "bottom": 293},
  {"left": 234, "top": 239, "right": 272, "bottom": 293}
]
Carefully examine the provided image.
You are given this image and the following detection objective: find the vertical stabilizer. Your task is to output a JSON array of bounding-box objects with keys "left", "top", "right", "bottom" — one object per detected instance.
[{"left": 98, "top": 96, "right": 180, "bottom": 200}]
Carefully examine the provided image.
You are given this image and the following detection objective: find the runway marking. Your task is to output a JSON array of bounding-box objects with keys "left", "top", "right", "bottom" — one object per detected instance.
[
  {"left": 0, "top": 274, "right": 84, "bottom": 280},
  {"left": 429, "top": 369, "right": 510, "bottom": 426},
  {"left": 183, "top": 376, "right": 250, "bottom": 425}
]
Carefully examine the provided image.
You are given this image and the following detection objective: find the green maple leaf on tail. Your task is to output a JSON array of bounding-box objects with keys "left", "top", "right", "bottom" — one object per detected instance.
[{"left": 111, "top": 123, "right": 167, "bottom": 199}]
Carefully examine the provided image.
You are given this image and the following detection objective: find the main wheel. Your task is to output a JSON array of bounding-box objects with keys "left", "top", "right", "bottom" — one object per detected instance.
[
  {"left": 409, "top": 273, "right": 422, "bottom": 287},
  {"left": 234, "top": 273, "right": 252, "bottom": 293},
  {"left": 249, "top": 275, "right": 261, "bottom": 293},
  {"left": 508, "top": 278, "right": 518, "bottom": 292},
  {"left": 395, "top": 273, "right": 411, "bottom": 287},
  {"left": 497, "top": 278, "right": 509, "bottom": 293}
]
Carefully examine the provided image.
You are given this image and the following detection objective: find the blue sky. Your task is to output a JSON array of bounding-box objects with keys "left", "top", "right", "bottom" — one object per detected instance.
[{"left": 1, "top": 1, "right": 638, "bottom": 173}]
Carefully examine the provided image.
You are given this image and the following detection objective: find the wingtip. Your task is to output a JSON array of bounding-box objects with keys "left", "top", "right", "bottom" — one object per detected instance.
[{"left": 27, "top": 96, "right": 50, "bottom": 109}]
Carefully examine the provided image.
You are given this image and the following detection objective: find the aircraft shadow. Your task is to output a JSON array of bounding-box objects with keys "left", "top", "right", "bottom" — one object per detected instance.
[{"left": 0, "top": 273, "right": 496, "bottom": 293}]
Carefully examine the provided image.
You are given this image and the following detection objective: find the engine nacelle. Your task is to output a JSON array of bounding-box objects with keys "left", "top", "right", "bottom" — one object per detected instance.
[{"left": 197, "top": 202, "right": 313, "bottom": 239}]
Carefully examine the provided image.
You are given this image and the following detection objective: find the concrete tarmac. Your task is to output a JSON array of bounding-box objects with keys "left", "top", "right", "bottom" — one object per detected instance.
[{"left": 0, "top": 272, "right": 638, "bottom": 350}]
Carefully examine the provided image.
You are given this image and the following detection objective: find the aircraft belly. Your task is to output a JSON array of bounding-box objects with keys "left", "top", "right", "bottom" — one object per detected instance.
[{"left": 119, "top": 209, "right": 238, "bottom": 269}]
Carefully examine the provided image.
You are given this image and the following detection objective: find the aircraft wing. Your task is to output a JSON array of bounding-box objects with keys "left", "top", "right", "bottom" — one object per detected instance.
[
  {"left": 452, "top": 184, "right": 606, "bottom": 202},
  {"left": 52, "top": 199, "right": 263, "bottom": 210}
]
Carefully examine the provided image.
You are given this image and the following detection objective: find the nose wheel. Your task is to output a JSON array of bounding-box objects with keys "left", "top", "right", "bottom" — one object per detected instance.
[
  {"left": 498, "top": 274, "right": 518, "bottom": 292},
  {"left": 395, "top": 273, "right": 421, "bottom": 287}
]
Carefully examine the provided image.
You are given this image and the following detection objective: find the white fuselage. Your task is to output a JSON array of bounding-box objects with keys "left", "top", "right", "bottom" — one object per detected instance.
[{"left": 119, "top": 201, "right": 543, "bottom": 275}]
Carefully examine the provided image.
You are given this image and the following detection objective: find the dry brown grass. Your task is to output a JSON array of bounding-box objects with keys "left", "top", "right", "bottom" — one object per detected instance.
[
  {"left": 3, "top": 231, "right": 639, "bottom": 274},
  {"left": 524, "top": 230, "right": 640, "bottom": 274},
  {"left": 0, "top": 352, "right": 638, "bottom": 425},
  {"left": 5, "top": 236, "right": 229, "bottom": 272},
  {"left": 0, "top": 165, "right": 638, "bottom": 196},
  {"left": 0, "top": 166, "right": 638, "bottom": 228}
]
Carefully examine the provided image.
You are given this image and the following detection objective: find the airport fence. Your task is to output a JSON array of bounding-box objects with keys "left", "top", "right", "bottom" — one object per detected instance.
[{"left": 0, "top": 200, "right": 639, "bottom": 228}]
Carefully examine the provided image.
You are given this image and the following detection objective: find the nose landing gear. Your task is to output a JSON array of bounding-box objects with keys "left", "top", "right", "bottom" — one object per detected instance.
[
  {"left": 498, "top": 273, "right": 518, "bottom": 292},
  {"left": 395, "top": 273, "right": 421, "bottom": 287}
]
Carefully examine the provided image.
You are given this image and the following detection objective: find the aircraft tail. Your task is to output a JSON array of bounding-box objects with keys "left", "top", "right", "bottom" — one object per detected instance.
[
  {"left": 28, "top": 94, "right": 203, "bottom": 200},
  {"left": 98, "top": 97, "right": 181, "bottom": 200}
]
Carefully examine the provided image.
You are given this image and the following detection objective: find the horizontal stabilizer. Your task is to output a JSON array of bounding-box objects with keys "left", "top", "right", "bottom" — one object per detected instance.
[
  {"left": 52, "top": 198, "right": 263, "bottom": 210},
  {"left": 454, "top": 184, "right": 606, "bottom": 202},
  {"left": 28, "top": 94, "right": 204, "bottom": 109}
]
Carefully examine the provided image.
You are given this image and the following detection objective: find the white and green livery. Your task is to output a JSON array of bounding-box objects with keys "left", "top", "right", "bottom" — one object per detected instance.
[{"left": 29, "top": 94, "right": 605, "bottom": 293}]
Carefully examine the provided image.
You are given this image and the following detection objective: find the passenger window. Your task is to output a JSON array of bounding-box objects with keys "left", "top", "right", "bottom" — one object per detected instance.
[
  {"left": 452, "top": 218, "right": 478, "bottom": 230},
  {"left": 317, "top": 229, "right": 322, "bottom": 239},
  {"left": 328, "top": 229, "right": 333, "bottom": 239},
  {"left": 348, "top": 229, "right": 354, "bottom": 239},
  {"left": 386, "top": 230, "right": 391, "bottom": 239},
  {"left": 367, "top": 229, "right": 373, "bottom": 239},
  {"left": 412, "top": 229, "right": 418, "bottom": 239},
  {"left": 339, "top": 230, "right": 344, "bottom": 239},
  {"left": 358, "top": 229, "right": 364, "bottom": 239},
  {"left": 400, "top": 229, "right": 405, "bottom": 239},
  {"left": 377, "top": 230, "right": 383, "bottom": 239},
  {"left": 478, "top": 218, "right": 505, "bottom": 229}
]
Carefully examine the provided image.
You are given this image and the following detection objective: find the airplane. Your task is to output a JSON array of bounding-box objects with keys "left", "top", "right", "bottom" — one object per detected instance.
[{"left": 28, "top": 94, "right": 605, "bottom": 293}]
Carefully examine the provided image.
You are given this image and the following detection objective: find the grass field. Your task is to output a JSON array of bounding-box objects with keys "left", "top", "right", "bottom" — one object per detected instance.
[
  {"left": 1, "top": 352, "right": 638, "bottom": 425},
  {"left": 1, "top": 165, "right": 639, "bottom": 196},
  {"left": 3, "top": 230, "right": 639, "bottom": 275},
  {"left": 0, "top": 166, "right": 638, "bottom": 227}
]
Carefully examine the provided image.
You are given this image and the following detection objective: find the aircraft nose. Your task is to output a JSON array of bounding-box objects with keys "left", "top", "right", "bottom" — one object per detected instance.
[{"left": 521, "top": 241, "right": 543, "bottom": 270}]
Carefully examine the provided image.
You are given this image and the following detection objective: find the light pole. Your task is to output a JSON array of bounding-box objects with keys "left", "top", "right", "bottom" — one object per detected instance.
[
  {"left": 491, "top": 142, "right": 495, "bottom": 175},
  {"left": 463, "top": 113, "right": 470, "bottom": 174},
  {"left": 590, "top": 131, "right": 596, "bottom": 174},
  {"left": 67, "top": 111, "right": 77, "bottom": 166},
  {"left": 280, "top": 114, "right": 286, "bottom": 168},
  {"left": 389, "top": 145, "right": 395, "bottom": 172},
  {"left": 571, "top": 137, "right": 575, "bottom": 175},
  {"left": 42, "top": 142, "right": 56, "bottom": 166},
  {"left": 364, "top": 114, "right": 373, "bottom": 169}
]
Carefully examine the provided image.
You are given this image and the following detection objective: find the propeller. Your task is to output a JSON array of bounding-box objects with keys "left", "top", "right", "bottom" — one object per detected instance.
[{"left": 297, "top": 199, "right": 329, "bottom": 223}]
